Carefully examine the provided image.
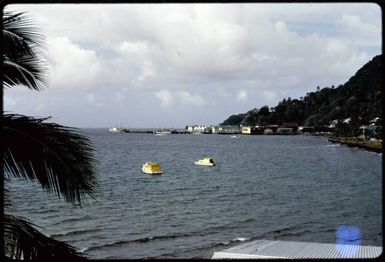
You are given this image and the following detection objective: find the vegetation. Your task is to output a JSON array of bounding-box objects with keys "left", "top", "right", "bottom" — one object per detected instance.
[
  {"left": 2, "top": 11, "right": 98, "bottom": 261},
  {"left": 221, "top": 55, "right": 382, "bottom": 131}
]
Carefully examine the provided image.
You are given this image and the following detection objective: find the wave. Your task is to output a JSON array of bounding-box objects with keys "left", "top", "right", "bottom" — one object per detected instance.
[
  {"left": 197, "top": 218, "right": 256, "bottom": 236},
  {"left": 85, "top": 232, "right": 193, "bottom": 252},
  {"left": 60, "top": 215, "right": 92, "bottom": 223},
  {"left": 278, "top": 229, "right": 313, "bottom": 237},
  {"left": 220, "top": 236, "right": 251, "bottom": 245},
  {"left": 49, "top": 228, "right": 100, "bottom": 238},
  {"left": 251, "top": 222, "right": 337, "bottom": 241},
  {"left": 326, "top": 144, "right": 340, "bottom": 147},
  {"left": 31, "top": 209, "right": 60, "bottom": 214},
  {"left": 143, "top": 237, "right": 252, "bottom": 259}
]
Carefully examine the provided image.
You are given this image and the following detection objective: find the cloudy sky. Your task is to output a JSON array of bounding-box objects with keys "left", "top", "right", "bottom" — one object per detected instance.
[{"left": 4, "top": 3, "right": 382, "bottom": 128}]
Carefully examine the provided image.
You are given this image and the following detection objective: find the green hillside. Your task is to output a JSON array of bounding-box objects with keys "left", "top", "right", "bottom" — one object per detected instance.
[{"left": 221, "top": 55, "right": 382, "bottom": 128}]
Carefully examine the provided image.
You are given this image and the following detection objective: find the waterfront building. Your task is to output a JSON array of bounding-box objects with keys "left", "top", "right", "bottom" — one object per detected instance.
[
  {"left": 218, "top": 125, "right": 240, "bottom": 134},
  {"left": 282, "top": 122, "right": 299, "bottom": 132},
  {"left": 277, "top": 127, "right": 294, "bottom": 134},
  {"left": 241, "top": 126, "right": 264, "bottom": 135},
  {"left": 211, "top": 126, "right": 220, "bottom": 134},
  {"left": 186, "top": 124, "right": 211, "bottom": 134},
  {"left": 264, "top": 124, "right": 279, "bottom": 133},
  {"left": 186, "top": 125, "right": 195, "bottom": 133},
  {"left": 329, "top": 120, "right": 338, "bottom": 129},
  {"left": 298, "top": 126, "right": 314, "bottom": 134},
  {"left": 241, "top": 126, "right": 254, "bottom": 134}
]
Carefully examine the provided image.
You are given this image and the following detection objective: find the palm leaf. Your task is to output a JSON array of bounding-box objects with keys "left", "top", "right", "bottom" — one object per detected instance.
[
  {"left": 2, "top": 114, "right": 98, "bottom": 205},
  {"left": 2, "top": 11, "right": 48, "bottom": 90},
  {"left": 4, "top": 214, "right": 86, "bottom": 261},
  {"left": 3, "top": 179, "right": 12, "bottom": 208},
  {"left": 2, "top": 57, "right": 47, "bottom": 89}
]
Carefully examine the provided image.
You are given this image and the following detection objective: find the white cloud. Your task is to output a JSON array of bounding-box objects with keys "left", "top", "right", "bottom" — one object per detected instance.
[
  {"left": 34, "top": 97, "right": 48, "bottom": 113},
  {"left": 35, "top": 103, "right": 47, "bottom": 113},
  {"left": 179, "top": 91, "right": 206, "bottom": 107},
  {"left": 337, "top": 13, "right": 380, "bottom": 42},
  {"left": 47, "top": 36, "right": 103, "bottom": 89},
  {"left": 4, "top": 3, "right": 381, "bottom": 127},
  {"left": 155, "top": 89, "right": 174, "bottom": 108},
  {"left": 236, "top": 90, "right": 248, "bottom": 102},
  {"left": 275, "top": 21, "right": 287, "bottom": 32},
  {"left": 119, "top": 41, "right": 151, "bottom": 55},
  {"left": 263, "top": 90, "right": 279, "bottom": 104},
  {"left": 85, "top": 93, "right": 95, "bottom": 103},
  {"left": 155, "top": 89, "right": 206, "bottom": 108},
  {"left": 85, "top": 93, "right": 103, "bottom": 108},
  {"left": 4, "top": 96, "right": 17, "bottom": 108},
  {"left": 114, "top": 92, "right": 125, "bottom": 103},
  {"left": 135, "top": 60, "right": 156, "bottom": 84}
]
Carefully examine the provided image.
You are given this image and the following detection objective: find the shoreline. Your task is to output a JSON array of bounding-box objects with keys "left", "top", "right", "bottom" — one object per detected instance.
[{"left": 328, "top": 138, "right": 382, "bottom": 153}]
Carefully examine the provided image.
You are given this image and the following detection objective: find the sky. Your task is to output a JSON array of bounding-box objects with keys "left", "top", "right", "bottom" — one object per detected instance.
[{"left": 3, "top": 3, "right": 382, "bottom": 128}]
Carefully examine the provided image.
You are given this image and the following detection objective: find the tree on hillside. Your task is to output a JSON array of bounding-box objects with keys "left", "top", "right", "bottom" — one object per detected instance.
[
  {"left": 258, "top": 106, "right": 269, "bottom": 116},
  {"left": 221, "top": 54, "right": 382, "bottom": 128},
  {"left": 221, "top": 113, "right": 245, "bottom": 126},
  {"left": 2, "top": 11, "right": 98, "bottom": 261}
]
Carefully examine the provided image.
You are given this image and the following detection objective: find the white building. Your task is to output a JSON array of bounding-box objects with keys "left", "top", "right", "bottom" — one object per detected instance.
[
  {"left": 211, "top": 126, "right": 220, "bottom": 134},
  {"left": 218, "top": 125, "right": 240, "bottom": 134},
  {"left": 186, "top": 124, "right": 211, "bottom": 134}
]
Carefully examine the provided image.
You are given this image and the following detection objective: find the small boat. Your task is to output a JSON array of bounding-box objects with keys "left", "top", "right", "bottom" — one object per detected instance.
[
  {"left": 154, "top": 130, "right": 171, "bottom": 136},
  {"left": 109, "top": 127, "right": 129, "bottom": 133},
  {"left": 194, "top": 157, "right": 215, "bottom": 166},
  {"left": 231, "top": 135, "right": 240, "bottom": 138},
  {"left": 109, "top": 127, "right": 121, "bottom": 133},
  {"left": 142, "top": 162, "right": 163, "bottom": 175}
]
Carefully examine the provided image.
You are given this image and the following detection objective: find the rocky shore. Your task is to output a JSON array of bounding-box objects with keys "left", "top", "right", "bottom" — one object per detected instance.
[{"left": 328, "top": 137, "right": 382, "bottom": 153}]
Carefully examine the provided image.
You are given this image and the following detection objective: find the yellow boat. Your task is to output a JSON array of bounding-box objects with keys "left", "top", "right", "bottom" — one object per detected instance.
[
  {"left": 142, "top": 162, "right": 162, "bottom": 175},
  {"left": 194, "top": 157, "right": 215, "bottom": 166}
]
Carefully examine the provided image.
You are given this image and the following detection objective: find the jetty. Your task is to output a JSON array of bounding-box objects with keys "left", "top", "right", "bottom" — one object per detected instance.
[{"left": 212, "top": 239, "right": 382, "bottom": 259}]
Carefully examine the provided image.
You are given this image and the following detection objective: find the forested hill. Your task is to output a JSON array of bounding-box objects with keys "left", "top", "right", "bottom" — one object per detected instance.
[{"left": 221, "top": 54, "right": 382, "bottom": 127}]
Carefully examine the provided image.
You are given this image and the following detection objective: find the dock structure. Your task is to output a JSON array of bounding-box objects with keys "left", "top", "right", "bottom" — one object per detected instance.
[{"left": 212, "top": 240, "right": 382, "bottom": 259}]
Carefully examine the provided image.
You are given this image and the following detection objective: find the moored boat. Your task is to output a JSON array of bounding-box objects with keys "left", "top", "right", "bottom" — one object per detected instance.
[
  {"left": 109, "top": 127, "right": 121, "bottom": 133},
  {"left": 109, "top": 127, "right": 129, "bottom": 133},
  {"left": 142, "top": 162, "right": 163, "bottom": 174},
  {"left": 154, "top": 129, "right": 171, "bottom": 136},
  {"left": 194, "top": 157, "right": 215, "bottom": 166}
]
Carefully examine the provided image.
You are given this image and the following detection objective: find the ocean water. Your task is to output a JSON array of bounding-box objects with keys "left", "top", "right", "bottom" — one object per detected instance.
[{"left": 6, "top": 129, "right": 382, "bottom": 259}]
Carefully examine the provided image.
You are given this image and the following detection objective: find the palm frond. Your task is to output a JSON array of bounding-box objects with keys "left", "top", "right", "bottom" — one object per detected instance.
[
  {"left": 4, "top": 214, "right": 86, "bottom": 261},
  {"left": 3, "top": 11, "right": 45, "bottom": 47},
  {"left": 2, "top": 57, "right": 47, "bottom": 89},
  {"left": 2, "top": 114, "right": 98, "bottom": 205},
  {"left": 2, "top": 11, "right": 48, "bottom": 90},
  {"left": 4, "top": 178, "right": 12, "bottom": 208}
]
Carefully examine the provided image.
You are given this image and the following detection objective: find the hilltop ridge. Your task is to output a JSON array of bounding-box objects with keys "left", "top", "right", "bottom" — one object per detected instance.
[{"left": 221, "top": 55, "right": 382, "bottom": 128}]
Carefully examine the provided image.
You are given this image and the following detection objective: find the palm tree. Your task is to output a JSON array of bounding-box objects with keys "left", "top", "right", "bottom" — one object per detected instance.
[{"left": 2, "top": 11, "right": 98, "bottom": 261}]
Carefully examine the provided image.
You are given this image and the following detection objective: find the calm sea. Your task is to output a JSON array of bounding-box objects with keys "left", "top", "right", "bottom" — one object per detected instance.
[{"left": 6, "top": 129, "right": 383, "bottom": 259}]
